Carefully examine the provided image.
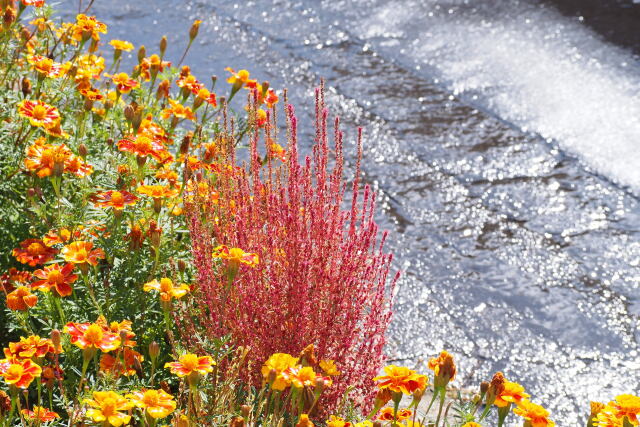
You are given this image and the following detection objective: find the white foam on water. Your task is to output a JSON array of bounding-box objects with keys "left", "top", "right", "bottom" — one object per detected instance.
[{"left": 357, "top": 0, "right": 640, "bottom": 192}]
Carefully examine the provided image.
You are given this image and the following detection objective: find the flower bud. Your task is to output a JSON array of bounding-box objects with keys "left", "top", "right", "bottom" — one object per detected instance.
[
  {"left": 3, "top": 6, "right": 16, "bottom": 29},
  {"left": 211, "top": 75, "right": 217, "bottom": 90},
  {"left": 267, "top": 368, "right": 277, "bottom": 384},
  {"left": 177, "top": 259, "right": 187, "bottom": 273},
  {"left": 189, "top": 20, "right": 202, "bottom": 40},
  {"left": 149, "top": 341, "right": 160, "bottom": 360},
  {"left": 160, "top": 35, "right": 167, "bottom": 56},
  {"left": 480, "top": 381, "right": 489, "bottom": 394},
  {"left": 241, "top": 405, "right": 251, "bottom": 419},
  {"left": 78, "top": 144, "right": 88, "bottom": 158},
  {"left": 83, "top": 98, "right": 94, "bottom": 111},
  {"left": 137, "top": 45, "right": 146, "bottom": 64},
  {"left": 180, "top": 132, "right": 192, "bottom": 155},
  {"left": 229, "top": 416, "right": 245, "bottom": 427},
  {"left": 27, "top": 187, "right": 36, "bottom": 198},
  {"left": 373, "top": 422, "right": 383, "bottom": 427},
  {"left": 156, "top": 79, "right": 170, "bottom": 100},
  {"left": 21, "top": 77, "right": 31, "bottom": 96},
  {"left": 124, "top": 104, "right": 135, "bottom": 122},
  {"left": 51, "top": 329, "right": 62, "bottom": 352}
]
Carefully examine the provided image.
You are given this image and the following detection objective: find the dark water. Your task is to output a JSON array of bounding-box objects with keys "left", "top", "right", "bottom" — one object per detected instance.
[{"left": 59, "top": 0, "right": 640, "bottom": 423}]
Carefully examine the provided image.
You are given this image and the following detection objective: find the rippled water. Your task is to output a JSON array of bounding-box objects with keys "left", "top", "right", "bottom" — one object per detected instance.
[{"left": 60, "top": 0, "right": 640, "bottom": 423}]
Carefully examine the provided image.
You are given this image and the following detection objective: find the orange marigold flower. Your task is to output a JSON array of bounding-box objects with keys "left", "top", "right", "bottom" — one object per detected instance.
[
  {"left": 225, "top": 67, "right": 256, "bottom": 88},
  {"left": 137, "top": 184, "right": 178, "bottom": 199},
  {"left": 212, "top": 245, "right": 259, "bottom": 267},
  {"left": 265, "top": 88, "right": 279, "bottom": 108},
  {"left": 461, "top": 423, "right": 483, "bottom": 427},
  {"left": 513, "top": 401, "right": 555, "bottom": 427},
  {"left": 165, "top": 353, "right": 214, "bottom": 377},
  {"left": 495, "top": 381, "right": 530, "bottom": 408},
  {"left": 255, "top": 108, "right": 267, "bottom": 127},
  {"left": 195, "top": 88, "right": 217, "bottom": 107},
  {"left": 373, "top": 365, "right": 429, "bottom": 395},
  {"left": 155, "top": 166, "right": 179, "bottom": 185},
  {"left": 109, "top": 40, "right": 134, "bottom": 51},
  {"left": 377, "top": 407, "right": 412, "bottom": 421},
  {"left": 177, "top": 73, "right": 203, "bottom": 94},
  {"left": 283, "top": 366, "right": 316, "bottom": 388},
  {"left": 6, "top": 335, "right": 56, "bottom": 359},
  {"left": 83, "top": 391, "right": 132, "bottom": 426},
  {"left": 0, "top": 357, "right": 42, "bottom": 388},
  {"left": 72, "top": 14, "right": 107, "bottom": 42},
  {"left": 96, "top": 317, "right": 136, "bottom": 347},
  {"left": 27, "top": 55, "right": 69, "bottom": 78},
  {"left": 42, "top": 228, "right": 71, "bottom": 246},
  {"left": 326, "top": 416, "right": 352, "bottom": 427},
  {"left": 608, "top": 395, "right": 640, "bottom": 424},
  {"left": 428, "top": 350, "right": 457, "bottom": 387},
  {"left": 24, "top": 139, "right": 91, "bottom": 177},
  {"left": 18, "top": 100, "right": 60, "bottom": 128},
  {"left": 21, "top": 406, "right": 59, "bottom": 422},
  {"left": 111, "top": 72, "right": 139, "bottom": 93},
  {"left": 6, "top": 287, "right": 38, "bottom": 311},
  {"left": 80, "top": 86, "right": 104, "bottom": 101},
  {"left": 64, "top": 322, "right": 120, "bottom": 352},
  {"left": 136, "top": 55, "right": 171, "bottom": 81},
  {"left": 12, "top": 238, "right": 57, "bottom": 266},
  {"left": 61, "top": 241, "right": 105, "bottom": 266},
  {"left": 91, "top": 190, "right": 138, "bottom": 210},
  {"left": 268, "top": 141, "right": 287, "bottom": 162},
  {"left": 162, "top": 99, "right": 196, "bottom": 121},
  {"left": 319, "top": 359, "right": 341, "bottom": 376},
  {"left": 296, "top": 414, "right": 315, "bottom": 427},
  {"left": 31, "top": 263, "right": 77, "bottom": 297},
  {"left": 100, "top": 348, "right": 144, "bottom": 377},
  {"left": 117, "top": 134, "right": 170, "bottom": 162},
  {"left": 143, "top": 278, "right": 189, "bottom": 302},
  {"left": 127, "top": 389, "right": 176, "bottom": 419},
  {"left": 261, "top": 353, "right": 299, "bottom": 391}
]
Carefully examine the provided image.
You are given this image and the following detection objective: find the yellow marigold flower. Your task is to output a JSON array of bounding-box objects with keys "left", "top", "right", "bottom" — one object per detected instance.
[
  {"left": 513, "top": 400, "right": 555, "bottom": 427},
  {"left": 326, "top": 416, "right": 350, "bottom": 427},
  {"left": 495, "top": 381, "right": 529, "bottom": 408},
  {"left": 428, "top": 350, "right": 457, "bottom": 388},
  {"left": 100, "top": 348, "right": 143, "bottom": 377},
  {"left": 165, "top": 353, "right": 214, "bottom": 377},
  {"left": 262, "top": 353, "right": 299, "bottom": 391},
  {"left": 109, "top": 40, "right": 134, "bottom": 52},
  {"left": 319, "top": 359, "right": 341, "bottom": 376},
  {"left": 6, "top": 335, "right": 57, "bottom": 359},
  {"left": 161, "top": 99, "right": 196, "bottom": 121},
  {"left": 111, "top": 72, "right": 139, "bottom": 93},
  {"left": 6, "top": 286, "right": 38, "bottom": 311},
  {"left": 225, "top": 67, "right": 256, "bottom": 88},
  {"left": 212, "top": 245, "right": 259, "bottom": 267},
  {"left": 296, "top": 414, "right": 314, "bottom": 427},
  {"left": 354, "top": 422, "right": 373, "bottom": 427},
  {"left": 91, "top": 190, "right": 138, "bottom": 210},
  {"left": 143, "top": 278, "right": 190, "bottom": 302},
  {"left": 127, "top": 389, "right": 176, "bottom": 419},
  {"left": 609, "top": 395, "right": 640, "bottom": 424},
  {"left": 373, "top": 365, "right": 428, "bottom": 395},
  {"left": 27, "top": 55, "right": 69, "bottom": 78},
  {"left": 137, "top": 184, "right": 179, "bottom": 199},
  {"left": 83, "top": 391, "right": 132, "bottom": 426},
  {"left": 461, "top": 423, "right": 483, "bottom": 427},
  {"left": 18, "top": 100, "right": 60, "bottom": 128},
  {"left": 72, "top": 14, "right": 107, "bottom": 42},
  {"left": 589, "top": 401, "right": 606, "bottom": 426}
]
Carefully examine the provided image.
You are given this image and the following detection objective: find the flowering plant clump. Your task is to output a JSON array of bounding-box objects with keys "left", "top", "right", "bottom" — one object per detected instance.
[{"left": 0, "top": 1, "right": 636, "bottom": 427}]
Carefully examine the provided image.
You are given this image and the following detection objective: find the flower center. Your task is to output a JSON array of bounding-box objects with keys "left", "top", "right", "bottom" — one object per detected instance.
[
  {"left": 181, "top": 354, "right": 199, "bottom": 371},
  {"left": 134, "top": 136, "right": 152, "bottom": 153},
  {"left": 110, "top": 191, "right": 124, "bottom": 205},
  {"left": 31, "top": 105, "right": 48, "bottom": 120},
  {"left": 83, "top": 324, "right": 104, "bottom": 345},
  {"left": 38, "top": 59, "right": 53, "bottom": 73},
  {"left": 159, "top": 278, "right": 173, "bottom": 293},
  {"left": 100, "top": 398, "right": 117, "bottom": 417},
  {"left": 47, "top": 270, "right": 64, "bottom": 285},
  {"left": 6, "top": 364, "right": 25, "bottom": 381},
  {"left": 27, "top": 242, "right": 45, "bottom": 255},
  {"left": 143, "top": 390, "right": 160, "bottom": 407}
]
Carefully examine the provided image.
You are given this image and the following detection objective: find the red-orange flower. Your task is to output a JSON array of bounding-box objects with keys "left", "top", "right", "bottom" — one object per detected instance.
[
  {"left": 17, "top": 100, "right": 60, "bottom": 128},
  {"left": 71, "top": 14, "right": 107, "bottom": 42},
  {"left": 377, "top": 407, "right": 412, "bottom": 421},
  {"left": 513, "top": 401, "right": 554, "bottom": 427},
  {"left": 6, "top": 335, "right": 57, "bottom": 359},
  {"left": 117, "top": 134, "right": 170, "bottom": 162},
  {"left": 373, "top": 365, "right": 428, "bottom": 395},
  {"left": 31, "top": 263, "right": 77, "bottom": 297},
  {"left": 165, "top": 353, "right": 214, "bottom": 377},
  {"left": 21, "top": 406, "right": 60, "bottom": 423},
  {"left": 6, "top": 287, "right": 38, "bottom": 311},
  {"left": 24, "top": 139, "right": 91, "bottom": 177},
  {"left": 225, "top": 67, "right": 257, "bottom": 88},
  {"left": 64, "top": 322, "right": 120, "bottom": 352},
  {"left": 42, "top": 228, "right": 71, "bottom": 247},
  {"left": 143, "top": 278, "right": 189, "bottom": 302},
  {"left": 100, "top": 348, "right": 144, "bottom": 377},
  {"left": 1, "top": 268, "right": 31, "bottom": 293},
  {"left": 0, "top": 357, "right": 42, "bottom": 388},
  {"left": 21, "top": 0, "right": 46, "bottom": 6},
  {"left": 96, "top": 317, "right": 136, "bottom": 347},
  {"left": 91, "top": 190, "right": 138, "bottom": 210},
  {"left": 428, "top": 350, "right": 457, "bottom": 387},
  {"left": 161, "top": 99, "right": 196, "bottom": 121},
  {"left": 111, "top": 72, "right": 139, "bottom": 93},
  {"left": 212, "top": 245, "right": 259, "bottom": 267},
  {"left": 495, "top": 381, "right": 530, "bottom": 408},
  {"left": 61, "top": 241, "right": 105, "bottom": 266},
  {"left": 12, "top": 239, "right": 57, "bottom": 266}
]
